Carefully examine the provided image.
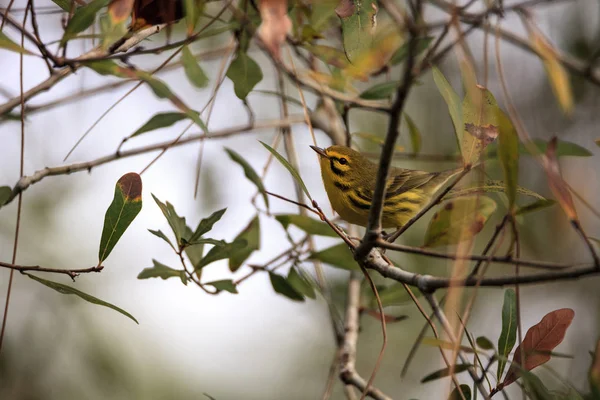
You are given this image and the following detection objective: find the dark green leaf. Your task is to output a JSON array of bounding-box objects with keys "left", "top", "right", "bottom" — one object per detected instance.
[
  {"left": 275, "top": 214, "right": 337, "bottom": 237},
  {"left": 225, "top": 148, "right": 269, "bottom": 209},
  {"left": 432, "top": 67, "right": 463, "bottom": 152},
  {"left": 0, "top": 186, "right": 11, "bottom": 207},
  {"left": 498, "top": 289, "right": 517, "bottom": 381},
  {"left": 148, "top": 229, "right": 175, "bottom": 249},
  {"left": 130, "top": 112, "right": 188, "bottom": 138},
  {"left": 185, "top": 238, "right": 226, "bottom": 247},
  {"left": 516, "top": 199, "right": 556, "bottom": 215},
  {"left": 206, "top": 279, "right": 238, "bottom": 294},
  {"left": 152, "top": 194, "right": 188, "bottom": 246},
  {"left": 188, "top": 208, "right": 227, "bottom": 243},
  {"left": 448, "top": 384, "right": 471, "bottom": 400},
  {"left": 182, "top": 45, "right": 209, "bottom": 88},
  {"left": 391, "top": 36, "right": 434, "bottom": 65},
  {"left": 62, "top": 0, "right": 109, "bottom": 43},
  {"left": 404, "top": 113, "right": 422, "bottom": 154},
  {"left": 229, "top": 216, "right": 260, "bottom": 272},
  {"left": 497, "top": 110, "right": 519, "bottom": 210},
  {"left": 421, "top": 364, "right": 472, "bottom": 383},
  {"left": 359, "top": 81, "right": 400, "bottom": 100},
  {"left": 195, "top": 239, "right": 247, "bottom": 271},
  {"left": 259, "top": 141, "right": 312, "bottom": 201},
  {"left": 226, "top": 52, "right": 263, "bottom": 100},
  {"left": 424, "top": 196, "right": 497, "bottom": 247},
  {"left": 269, "top": 272, "right": 304, "bottom": 302},
  {"left": 51, "top": 0, "right": 75, "bottom": 11},
  {"left": 476, "top": 336, "right": 495, "bottom": 350},
  {"left": 308, "top": 243, "right": 358, "bottom": 271},
  {"left": 336, "top": 0, "right": 377, "bottom": 63},
  {"left": 287, "top": 267, "right": 316, "bottom": 299},
  {"left": 26, "top": 273, "right": 138, "bottom": 323},
  {"left": 98, "top": 173, "right": 143, "bottom": 262},
  {"left": 0, "top": 32, "right": 35, "bottom": 55},
  {"left": 138, "top": 259, "right": 187, "bottom": 285}
]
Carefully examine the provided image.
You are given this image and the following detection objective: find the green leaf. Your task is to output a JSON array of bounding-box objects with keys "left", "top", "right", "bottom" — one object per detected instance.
[
  {"left": 130, "top": 112, "right": 188, "bottom": 138},
  {"left": 138, "top": 259, "right": 187, "bottom": 285},
  {"left": 195, "top": 239, "right": 247, "bottom": 271},
  {"left": 259, "top": 141, "right": 312, "bottom": 201},
  {"left": 336, "top": 0, "right": 377, "bottom": 63},
  {"left": 26, "top": 273, "right": 138, "bottom": 323},
  {"left": 497, "top": 110, "right": 519, "bottom": 211},
  {"left": 62, "top": 0, "right": 109, "bottom": 44},
  {"left": 305, "top": 44, "right": 349, "bottom": 68},
  {"left": 391, "top": 36, "right": 434, "bottom": 65},
  {"left": 359, "top": 81, "right": 400, "bottom": 100},
  {"left": 432, "top": 67, "right": 463, "bottom": 153},
  {"left": 148, "top": 229, "right": 175, "bottom": 249},
  {"left": 445, "top": 180, "right": 547, "bottom": 202},
  {"left": 287, "top": 267, "right": 316, "bottom": 299},
  {"left": 0, "top": 186, "right": 11, "bottom": 207},
  {"left": 424, "top": 196, "right": 497, "bottom": 247},
  {"left": 269, "top": 272, "right": 304, "bottom": 302},
  {"left": 188, "top": 208, "right": 227, "bottom": 243},
  {"left": 462, "top": 86, "right": 500, "bottom": 164},
  {"left": 98, "top": 173, "right": 143, "bottom": 262},
  {"left": 308, "top": 243, "right": 358, "bottom": 271},
  {"left": 152, "top": 194, "right": 188, "bottom": 247},
  {"left": 516, "top": 199, "right": 556, "bottom": 215},
  {"left": 275, "top": 214, "right": 337, "bottom": 237},
  {"left": 448, "top": 384, "right": 471, "bottom": 400},
  {"left": 404, "top": 113, "right": 422, "bottom": 154},
  {"left": 421, "top": 364, "right": 472, "bottom": 383},
  {"left": 225, "top": 148, "right": 269, "bottom": 209},
  {"left": 229, "top": 216, "right": 260, "bottom": 272},
  {"left": 205, "top": 279, "right": 238, "bottom": 294},
  {"left": 0, "top": 32, "right": 35, "bottom": 55},
  {"left": 183, "top": 0, "right": 203, "bottom": 35},
  {"left": 487, "top": 138, "right": 592, "bottom": 158},
  {"left": 51, "top": 0, "right": 76, "bottom": 11},
  {"left": 184, "top": 225, "right": 205, "bottom": 271},
  {"left": 182, "top": 45, "right": 209, "bottom": 88},
  {"left": 497, "top": 288, "right": 517, "bottom": 381},
  {"left": 476, "top": 336, "right": 495, "bottom": 350},
  {"left": 226, "top": 51, "right": 263, "bottom": 100}
]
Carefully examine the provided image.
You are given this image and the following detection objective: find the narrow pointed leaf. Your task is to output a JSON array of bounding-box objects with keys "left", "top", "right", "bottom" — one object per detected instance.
[
  {"left": 138, "top": 259, "right": 187, "bottom": 285},
  {"left": 0, "top": 32, "right": 35, "bottom": 55},
  {"left": 497, "top": 110, "right": 519, "bottom": 211},
  {"left": 62, "top": 0, "right": 109, "bottom": 44},
  {"left": 226, "top": 51, "right": 263, "bottom": 100},
  {"left": 188, "top": 208, "right": 227, "bottom": 243},
  {"left": 501, "top": 308, "right": 575, "bottom": 388},
  {"left": 404, "top": 113, "right": 422, "bottom": 154},
  {"left": 26, "top": 273, "right": 138, "bottom": 323},
  {"left": 225, "top": 148, "right": 269, "bottom": 209},
  {"left": 421, "top": 364, "right": 472, "bottom": 383},
  {"left": 260, "top": 141, "right": 312, "bottom": 201},
  {"left": 269, "top": 272, "right": 304, "bottom": 302},
  {"left": 183, "top": 0, "right": 203, "bottom": 35},
  {"left": 360, "top": 81, "right": 400, "bottom": 100},
  {"left": 275, "top": 214, "right": 337, "bottom": 237},
  {"left": 424, "top": 196, "right": 497, "bottom": 247},
  {"left": 448, "top": 384, "right": 471, "bottom": 400},
  {"left": 152, "top": 194, "right": 188, "bottom": 246},
  {"left": 52, "top": 0, "right": 76, "bottom": 11},
  {"left": 182, "top": 45, "right": 209, "bottom": 88},
  {"left": 206, "top": 279, "right": 238, "bottom": 294},
  {"left": 497, "top": 289, "right": 517, "bottom": 380},
  {"left": 148, "top": 229, "right": 175, "bottom": 249},
  {"left": 542, "top": 137, "right": 578, "bottom": 221},
  {"left": 195, "top": 239, "right": 247, "bottom": 271},
  {"left": 130, "top": 112, "right": 188, "bottom": 138},
  {"left": 229, "top": 216, "right": 260, "bottom": 272},
  {"left": 432, "top": 67, "right": 463, "bottom": 152},
  {"left": 98, "top": 173, "right": 143, "bottom": 262},
  {"left": 287, "top": 267, "right": 316, "bottom": 299},
  {"left": 308, "top": 243, "right": 358, "bottom": 271},
  {"left": 516, "top": 199, "right": 556, "bottom": 215}
]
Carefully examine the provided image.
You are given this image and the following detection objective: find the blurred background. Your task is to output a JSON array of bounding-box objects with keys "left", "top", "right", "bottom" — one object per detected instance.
[{"left": 1, "top": 0, "right": 599, "bottom": 399}]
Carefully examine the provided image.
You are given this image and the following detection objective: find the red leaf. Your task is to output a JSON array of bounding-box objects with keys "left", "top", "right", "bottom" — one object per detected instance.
[
  {"left": 257, "top": 0, "right": 292, "bottom": 59},
  {"left": 501, "top": 308, "right": 574, "bottom": 388},
  {"left": 542, "top": 137, "right": 578, "bottom": 221},
  {"left": 108, "top": 0, "right": 135, "bottom": 24}
]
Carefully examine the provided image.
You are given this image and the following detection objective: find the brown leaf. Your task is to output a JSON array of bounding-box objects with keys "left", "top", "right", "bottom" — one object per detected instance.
[
  {"left": 109, "top": 0, "right": 135, "bottom": 24},
  {"left": 131, "top": 0, "right": 183, "bottom": 30},
  {"left": 542, "top": 137, "right": 578, "bottom": 221},
  {"left": 257, "top": 0, "right": 292, "bottom": 59},
  {"left": 335, "top": 0, "right": 355, "bottom": 18},
  {"left": 501, "top": 308, "right": 575, "bottom": 388},
  {"left": 118, "top": 172, "right": 143, "bottom": 201}
]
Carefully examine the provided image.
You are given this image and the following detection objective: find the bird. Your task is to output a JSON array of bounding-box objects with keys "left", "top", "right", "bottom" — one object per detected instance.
[{"left": 310, "top": 145, "right": 463, "bottom": 229}]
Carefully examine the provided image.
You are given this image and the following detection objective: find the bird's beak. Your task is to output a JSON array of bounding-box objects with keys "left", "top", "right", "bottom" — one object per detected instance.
[{"left": 310, "top": 145, "right": 328, "bottom": 158}]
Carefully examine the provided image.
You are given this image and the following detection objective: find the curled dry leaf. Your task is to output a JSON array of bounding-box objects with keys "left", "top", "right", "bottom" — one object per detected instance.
[
  {"left": 108, "top": 0, "right": 134, "bottom": 24},
  {"left": 131, "top": 0, "right": 183, "bottom": 30},
  {"left": 257, "top": 0, "right": 292, "bottom": 59},
  {"left": 542, "top": 137, "right": 578, "bottom": 221},
  {"left": 499, "top": 308, "right": 575, "bottom": 389}
]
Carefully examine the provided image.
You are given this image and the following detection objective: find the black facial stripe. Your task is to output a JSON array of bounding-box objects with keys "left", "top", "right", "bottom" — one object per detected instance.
[
  {"left": 334, "top": 181, "right": 351, "bottom": 191},
  {"left": 330, "top": 159, "right": 345, "bottom": 176},
  {"left": 348, "top": 194, "right": 371, "bottom": 210}
]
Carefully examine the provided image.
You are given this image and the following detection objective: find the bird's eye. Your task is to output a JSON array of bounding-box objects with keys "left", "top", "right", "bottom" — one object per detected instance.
[{"left": 339, "top": 157, "right": 348, "bottom": 165}]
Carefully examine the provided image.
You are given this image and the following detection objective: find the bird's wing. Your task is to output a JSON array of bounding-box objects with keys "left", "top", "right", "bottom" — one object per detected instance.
[{"left": 353, "top": 170, "right": 435, "bottom": 203}]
